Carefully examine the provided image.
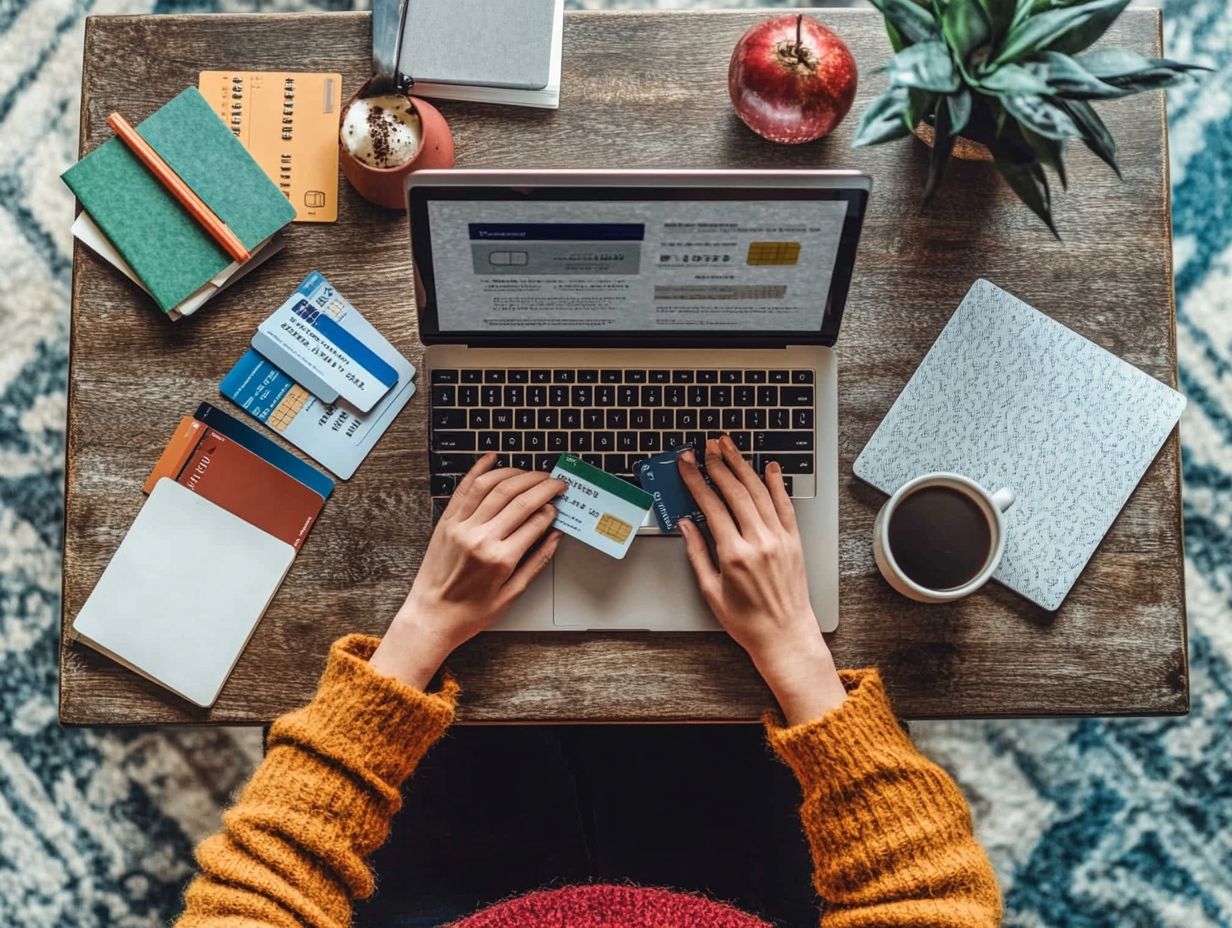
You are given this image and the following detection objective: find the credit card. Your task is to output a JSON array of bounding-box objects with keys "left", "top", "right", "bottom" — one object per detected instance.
[
  {"left": 255, "top": 298, "right": 397, "bottom": 412},
  {"left": 251, "top": 328, "right": 340, "bottom": 405},
  {"left": 221, "top": 272, "right": 417, "bottom": 480},
  {"left": 176, "top": 428, "right": 325, "bottom": 550},
  {"left": 550, "top": 454, "right": 653, "bottom": 560},
  {"left": 198, "top": 71, "right": 343, "bottom": 223},
  {"left": 634, "top": 442, "right": 709, "bottom": 532},
  {"left": 193, "top": 402, "right": 334, "bottom": 500}
]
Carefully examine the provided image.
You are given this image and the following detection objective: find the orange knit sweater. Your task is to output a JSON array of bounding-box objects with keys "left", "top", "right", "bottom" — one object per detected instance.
[{"left": 174, "top": 635, "right": 1002, "bottom": 928}]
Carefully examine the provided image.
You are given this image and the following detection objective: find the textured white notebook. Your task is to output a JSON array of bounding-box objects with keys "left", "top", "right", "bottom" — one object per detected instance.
[
  {"left": 71, "top": 479, "right": 295, "bottom": 707},
  {"left": 854, "top": 279, "right": 1185, "bottom": 611}
]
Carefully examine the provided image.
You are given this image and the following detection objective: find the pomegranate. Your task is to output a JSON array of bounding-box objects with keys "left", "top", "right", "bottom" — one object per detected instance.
[{"left": 728, "top": 13, "right": 858, "bottom": 145}]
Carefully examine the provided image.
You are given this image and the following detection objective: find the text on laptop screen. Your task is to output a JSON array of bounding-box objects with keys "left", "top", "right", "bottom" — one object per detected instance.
[{"left": 426, "top": 199, "right": 850, "bottom": 333}]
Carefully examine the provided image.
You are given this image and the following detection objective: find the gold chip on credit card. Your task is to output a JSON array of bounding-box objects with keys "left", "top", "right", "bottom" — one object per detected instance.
[
  {"left": 747, "top": 241, "right": 802, "bottom": 265},
  {"left": 596, "top": 513, "right": 634, "bottom": 543}
]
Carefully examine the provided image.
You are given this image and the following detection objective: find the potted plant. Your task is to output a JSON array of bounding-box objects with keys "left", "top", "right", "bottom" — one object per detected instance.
[{"left": 852, "top": 0, "right": 1205, "bottom": 234}]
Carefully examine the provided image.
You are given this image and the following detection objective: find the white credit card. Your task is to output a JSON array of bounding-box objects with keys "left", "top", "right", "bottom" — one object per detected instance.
[
  {"left": 550, "top": 454, "right": 653, "bottom": 560},
  {"left": 222, "top": 272, "right": 416, "bottom": 479},
  {"left": 254, "top": 297, "right": 399, "bottom": 412}
]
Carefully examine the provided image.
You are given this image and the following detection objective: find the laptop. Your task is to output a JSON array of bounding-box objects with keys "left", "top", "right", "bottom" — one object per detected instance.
[{"left": 408, "top": 169, "right": 870, "bottom": 632}]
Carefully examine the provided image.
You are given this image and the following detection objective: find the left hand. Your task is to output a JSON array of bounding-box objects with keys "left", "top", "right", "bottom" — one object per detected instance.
[{"left": 371, "top": 453, "right": 564, "bottom": 688}]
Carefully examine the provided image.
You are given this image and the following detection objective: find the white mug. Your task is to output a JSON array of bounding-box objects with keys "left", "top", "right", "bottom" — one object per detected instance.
[{"left": 873, "top": 473, "right": 1016, "bottom": 603}]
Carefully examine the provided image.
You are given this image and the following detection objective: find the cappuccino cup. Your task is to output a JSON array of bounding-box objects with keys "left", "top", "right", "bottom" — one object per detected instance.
[
  {"left": 338, "top": 85, "right": 454, "bottom": 210},
  {"left": 873, "top": 473, "right": 1015, "bottom": 603}
]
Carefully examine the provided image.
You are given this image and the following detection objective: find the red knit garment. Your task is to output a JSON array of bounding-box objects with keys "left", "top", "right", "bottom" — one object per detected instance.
[{"left": 450, "top": 884, "right": 775, "bottom": 928}]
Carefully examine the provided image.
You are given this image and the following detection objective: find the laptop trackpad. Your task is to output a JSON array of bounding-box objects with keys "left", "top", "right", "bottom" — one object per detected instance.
[{"left": 553, "top": 535, "right": 720, "bottom": 631}]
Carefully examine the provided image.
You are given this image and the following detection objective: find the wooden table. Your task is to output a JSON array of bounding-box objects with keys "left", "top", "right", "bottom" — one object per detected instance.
[{"left": 61, "top": 9, "right": 1187, "bottom": 725}]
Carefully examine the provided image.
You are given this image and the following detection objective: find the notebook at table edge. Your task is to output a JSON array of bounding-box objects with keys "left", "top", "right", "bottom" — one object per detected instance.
[
  {"left": 852, "top": 277, "right": 1185, "bottom": 611},
  {"left": 402, "top": 0, "right": 557, "bottom": 90},
  {"left": 69, "top": 479, "right": 296, "bottom": 708},
  {"left": 61, "top": 87, "right": 295, "bottom": 313},
  {"left": 402, "top": 0, "right": 563, "bottom": 107}
]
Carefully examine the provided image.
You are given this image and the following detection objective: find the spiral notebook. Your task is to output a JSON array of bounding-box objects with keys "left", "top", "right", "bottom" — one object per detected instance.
[{"left": 853, "top": 279, "right": 1185, "bottom": 611}]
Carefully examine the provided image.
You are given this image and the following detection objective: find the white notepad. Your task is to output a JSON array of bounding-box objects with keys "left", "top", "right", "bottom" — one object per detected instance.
[
  {"left": 70, "top": 479, "right": 295, "bottom": 707},
  {"left": 854, "top": 279, "right": 1186, "bottom": 611}
]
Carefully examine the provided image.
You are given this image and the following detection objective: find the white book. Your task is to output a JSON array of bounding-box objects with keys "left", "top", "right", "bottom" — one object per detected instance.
[
  {"left": 70, "top": 479, "right": 295, "bottom": 708},
  {"left": 72, "top": 213, "right": 285, "bottom": 320}
]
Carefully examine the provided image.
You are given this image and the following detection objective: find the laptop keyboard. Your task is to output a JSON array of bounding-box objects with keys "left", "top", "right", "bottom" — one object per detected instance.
[{"left": 428, "top": 367, "right": 815, "bottom": 501}]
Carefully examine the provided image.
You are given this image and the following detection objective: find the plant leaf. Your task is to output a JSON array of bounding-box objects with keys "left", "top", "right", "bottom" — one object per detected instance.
[
  {"left": 948, "top": 86, "right": 975, "bottom": 133},
  {"left": 906, "top": 89, "right": 938, "bottom": 130},
  {"left": 991, "top": 142, "right": 1059, "bottom": 236},
  {"left": 1048, "top": 0, "right": 1134, "bottom": 55},
  {"left": 999, "top": 92, "right": 1082, "bottom": 138},
  {"left": 977, "top": 62, "right": 1054, "bottom": 94},
  {"left": 853, "top": 87, "right": 916, "bottom": 147},
  {"left": 1076, "top": 48, "right": 1210, "bottom": 91},
  {"left": 1061, "top": 99, "right": 1120, "bottom": 176},
  {"left": 888, "top": 41, "right": 962, "bottom": 92},
  {"left": 868, "top": 0, "right": 943, "bottom": 46},
  {"left": 923, "top": 93, "right": 956, "bottom": 206},
  {"left": 978, "top": 0, "right": 1017, "bottom": 40},
  {"left": 994, "top": 0, "right": 1130, "bottom": 64},
  {"left": 942, "top": 0, "right": 992, "bottom": 63},
  {"left": 1036, "top": 50, "right": 1127, "bottom": 98},
  {"left": 1020, "top": 125, "right": 1069, "bottom": 188}
]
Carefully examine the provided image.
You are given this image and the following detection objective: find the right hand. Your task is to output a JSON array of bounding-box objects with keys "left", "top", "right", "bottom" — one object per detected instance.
[
  {"left": 371, "top": 453, "right": 564, "bottom": 689},
  {"left": 678, "top": 435, "right": 848, "bottom": 725}
]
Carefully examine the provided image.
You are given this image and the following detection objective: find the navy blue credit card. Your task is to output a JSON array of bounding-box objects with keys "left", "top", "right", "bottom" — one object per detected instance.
[
  {"left": 194, "top": 402, "right": 334, "bottom": 500},
  {"left": 634, "top": 443, "right": 709, "bottom": 532}
]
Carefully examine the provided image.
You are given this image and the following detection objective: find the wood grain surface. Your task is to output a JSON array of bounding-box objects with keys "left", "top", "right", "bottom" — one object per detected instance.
[{"left": 61, "top": 9, "right": 1187, "bottom": 725}]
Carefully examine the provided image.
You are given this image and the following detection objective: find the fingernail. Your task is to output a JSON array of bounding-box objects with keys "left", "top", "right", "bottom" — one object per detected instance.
[
  {"left": 769, "top": 461, "right": 781, "bottom": 474},
  {"left": 680, "top": 449, "right": 695, "bottom": 464},
  {"left": 721, "top": 434, "right": 734, "bottom": 448}
]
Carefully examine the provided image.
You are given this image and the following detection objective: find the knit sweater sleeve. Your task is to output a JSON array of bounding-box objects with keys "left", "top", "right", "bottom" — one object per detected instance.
[
  {"left": 174, "top": 634, "right": 458, "bottom": 928},
  {"left": 766, "top": 669, "right": 1002, "bottom": 928}
]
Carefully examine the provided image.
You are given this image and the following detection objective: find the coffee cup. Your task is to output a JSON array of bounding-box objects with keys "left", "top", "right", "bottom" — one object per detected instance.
[
  {"left": 873, "top": 473, "right": 1015, "bottom": 603},
  {"left": 338, "top": 84, "right": 454, "bottom": 210}
]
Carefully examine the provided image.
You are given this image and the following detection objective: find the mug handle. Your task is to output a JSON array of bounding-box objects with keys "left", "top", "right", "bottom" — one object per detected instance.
[{"left": 991, "top": 487, "right": 1016, "bottom": 512}]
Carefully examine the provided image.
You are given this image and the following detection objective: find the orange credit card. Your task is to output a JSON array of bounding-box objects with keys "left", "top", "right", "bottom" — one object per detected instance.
[
  {"left": 176, "top": 428, "right": 325, "bottom": 551},
  {"left": 199, "top": 71, "right": 343, "bottom": 223}
]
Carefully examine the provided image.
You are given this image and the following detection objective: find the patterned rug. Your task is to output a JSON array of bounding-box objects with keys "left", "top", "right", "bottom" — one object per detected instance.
[{"left": 1, "top": 0, "right": 1228, "bottom": 925}]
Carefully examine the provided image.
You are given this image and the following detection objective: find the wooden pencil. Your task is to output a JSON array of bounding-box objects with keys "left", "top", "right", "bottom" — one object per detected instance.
[{"left": 106, "top": 111, "right": 251, "bottom": 264}]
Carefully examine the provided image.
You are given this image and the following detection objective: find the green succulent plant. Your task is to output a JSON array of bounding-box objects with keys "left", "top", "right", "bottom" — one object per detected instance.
[{"left": 853, "top": 0, "right": 1207, "bottom": 234}]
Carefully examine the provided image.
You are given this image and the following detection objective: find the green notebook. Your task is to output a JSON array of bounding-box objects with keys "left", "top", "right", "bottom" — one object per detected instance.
[{"left": 63, "top": 88, "right": 296, "bottom": 313}]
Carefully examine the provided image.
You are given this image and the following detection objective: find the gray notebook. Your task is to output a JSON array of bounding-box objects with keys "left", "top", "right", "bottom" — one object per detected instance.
[
  {"left": 853, "top": 279, "right": 1185, "bottom": 611},
  {"left": 401, "top": 0, "right": 557, "bottom": 90}
]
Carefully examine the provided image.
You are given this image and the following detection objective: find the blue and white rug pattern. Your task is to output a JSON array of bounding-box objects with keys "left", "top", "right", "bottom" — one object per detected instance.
[{"left": 0, "top": 0, "right": 1228, "bottom": 925}]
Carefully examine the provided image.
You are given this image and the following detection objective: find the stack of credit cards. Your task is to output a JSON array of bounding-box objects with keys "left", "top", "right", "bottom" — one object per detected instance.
[
  {"left": 220, "top": 272, "right": 417, "bottom": 479},
  {"left": 144, "top": 402, "right": 334, "bottom": 550}
]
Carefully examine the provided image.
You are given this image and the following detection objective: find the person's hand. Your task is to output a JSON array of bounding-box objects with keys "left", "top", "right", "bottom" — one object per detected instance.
[
  {"left": 371, "top": 453, "right": 564, "bottom": 689},
  {"left": 678, "top": 435, "right": 847, "bottom": 725}
]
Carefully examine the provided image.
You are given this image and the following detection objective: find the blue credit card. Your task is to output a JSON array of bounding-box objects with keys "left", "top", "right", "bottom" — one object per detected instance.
[
  {"left": 193, "top": 402, "right": 334, "bottom": 500},
  {"left": 634, "top": 443, "right": 709, "bottom": 532},
  {"left": 290, "top": 300, "right": 399, "bottom": 388}
]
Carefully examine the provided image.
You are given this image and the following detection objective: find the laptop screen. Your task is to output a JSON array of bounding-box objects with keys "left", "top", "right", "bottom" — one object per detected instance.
[{"left": 410, "top": 174, "right": 868, "bottom": 347}]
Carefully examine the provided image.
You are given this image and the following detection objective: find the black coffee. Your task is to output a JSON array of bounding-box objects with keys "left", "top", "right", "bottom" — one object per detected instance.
[{"left": 887, "top": 486, "right": 992, "bottom": 591}]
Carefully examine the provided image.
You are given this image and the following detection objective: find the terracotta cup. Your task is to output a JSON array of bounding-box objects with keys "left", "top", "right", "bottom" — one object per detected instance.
[{"left": 338, "top": 87, "right": 455, "bottom": 210}]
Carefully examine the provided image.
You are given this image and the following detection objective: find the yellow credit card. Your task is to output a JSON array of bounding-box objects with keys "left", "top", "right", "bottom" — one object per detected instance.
[{"left": 199, "top": 71, "right": 343, "bottom": 223}]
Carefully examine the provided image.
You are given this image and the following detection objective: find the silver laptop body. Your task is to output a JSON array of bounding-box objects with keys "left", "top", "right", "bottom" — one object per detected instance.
[{"left": 408, "top": 169, "right": 871, "bottom": 633}]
